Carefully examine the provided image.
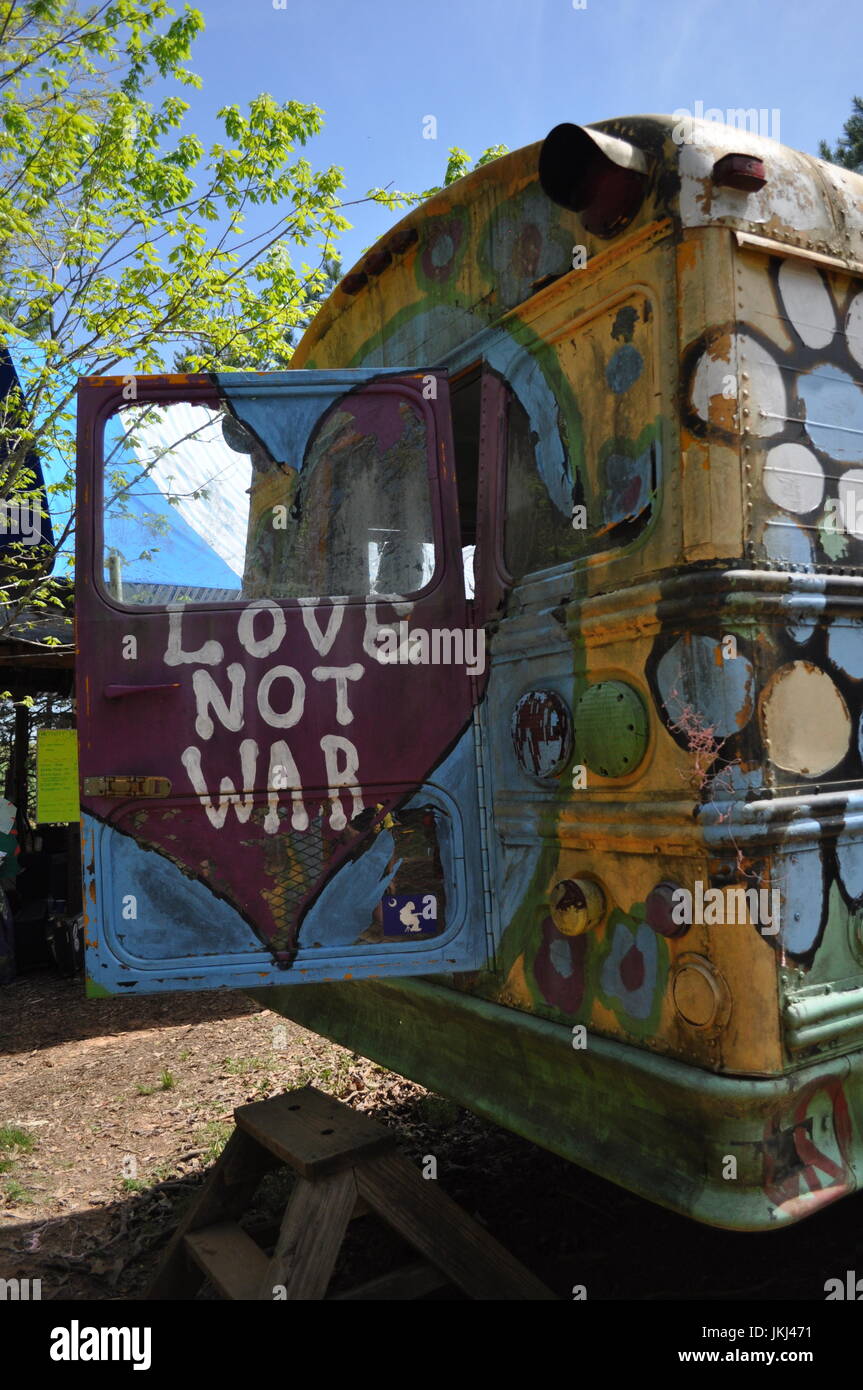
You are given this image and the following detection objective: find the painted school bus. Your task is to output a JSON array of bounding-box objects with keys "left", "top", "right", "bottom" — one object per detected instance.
[{"left": 76, "top": 116, "right": 863, "bottom": 1230}]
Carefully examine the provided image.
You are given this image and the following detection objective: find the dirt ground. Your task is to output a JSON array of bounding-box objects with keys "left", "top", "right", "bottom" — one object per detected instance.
[{"left": 1, "top": 967, "right": 861, "bottom": 1301}]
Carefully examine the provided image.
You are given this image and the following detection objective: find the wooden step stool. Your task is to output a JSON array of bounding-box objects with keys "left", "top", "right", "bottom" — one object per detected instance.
[{"left": 147, "top": 1085, "right": 556, "bottom": 1301}]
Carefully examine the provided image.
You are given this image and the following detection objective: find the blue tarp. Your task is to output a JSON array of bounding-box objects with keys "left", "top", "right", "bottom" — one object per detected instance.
[{"left": 0, "top": 346, "right": 55, "bottom": 564}]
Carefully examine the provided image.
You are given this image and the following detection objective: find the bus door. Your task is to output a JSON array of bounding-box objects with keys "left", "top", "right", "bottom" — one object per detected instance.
[{"left": 75, "top": 369, "right": 487, "bottom": 993}]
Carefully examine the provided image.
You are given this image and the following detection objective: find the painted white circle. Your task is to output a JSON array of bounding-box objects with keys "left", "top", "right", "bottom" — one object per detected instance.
[
  {"left": 759, "top": 662, "right": 851, "bottom": 776},
  {"left": 763, "top": 442, "right": 824, "bottom": 514},
  {"left": 778, "top": 260, "right": 836, "bottom": 349},
  {"left": 736, "top": 333, "right": 786, "bottom": 437},
  {"left": 760, "top": 513, "right": 813, "bottom": 568},
  {"left": 846, "top": 293, "right": 863, "bottom": 371},
  {"left": 838, "top": 469, "right": 863, "bottom": 540},
  {"left": 690, "top": 345, "right": 735, "bottom": 425}
]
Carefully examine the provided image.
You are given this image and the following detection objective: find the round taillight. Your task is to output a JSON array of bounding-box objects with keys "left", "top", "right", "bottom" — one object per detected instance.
[
  {"left": 550, "top": 877, "right": 607, "bottom": 936},
  {"left": 646, "top": 881, "right": 689, "bottom": 938}
]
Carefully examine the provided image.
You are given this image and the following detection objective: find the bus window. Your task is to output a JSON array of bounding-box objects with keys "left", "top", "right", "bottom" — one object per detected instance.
[
  {"left": 243, "top": 393, "right": 435, "bottom": 601},
  {"left": 102, "top": 400, "right": 251, "bottom": 605},
  {"left": 102, "top": 389, "right": 437, "bottom": 606},
  {"left": 504, "top": 292, "right": 659, "bottom": 579},
  {"left": 504, "top": 391, "right": 575, "bottom": 578}
]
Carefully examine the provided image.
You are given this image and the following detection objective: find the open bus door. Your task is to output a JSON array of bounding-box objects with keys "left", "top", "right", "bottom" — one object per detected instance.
[{"left": 75, "top": 369, "right": 489, "bottom": 994}]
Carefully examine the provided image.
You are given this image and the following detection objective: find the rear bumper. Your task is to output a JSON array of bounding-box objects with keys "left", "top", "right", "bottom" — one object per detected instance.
[{"left": 254, "top": 976, "right": 861, "bottom": 1231}]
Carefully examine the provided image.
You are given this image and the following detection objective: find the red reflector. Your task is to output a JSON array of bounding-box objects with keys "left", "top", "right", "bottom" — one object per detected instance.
[
  {"left": 363, "top": 248, "right": 392, "bottom": 277},
  {"left": 386, "top": 226, "right": 418, "bottom": 256},
  {"left": 646, "top": 881, "right": 689, "bottom": 938},
  {"left": 712, "top": 153, "right": 766, "bottom": 192},
  {"left": 341, "top": 271, "right": 368, "bottom": 295}
]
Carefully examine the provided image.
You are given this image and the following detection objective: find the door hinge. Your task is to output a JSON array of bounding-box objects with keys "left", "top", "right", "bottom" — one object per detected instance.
[{"left": 83, "top": 775, "right": 172, "bottom": 798}]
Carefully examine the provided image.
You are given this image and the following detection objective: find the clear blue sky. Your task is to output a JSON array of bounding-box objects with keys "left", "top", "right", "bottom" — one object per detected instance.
[{"left": 174, "top": 0, "right": 863, "bottom": 274}]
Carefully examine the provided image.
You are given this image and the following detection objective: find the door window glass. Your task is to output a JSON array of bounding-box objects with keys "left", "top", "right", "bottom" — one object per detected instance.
[{"left": 102, "top": 390, "right": 436, "bottom": 605}]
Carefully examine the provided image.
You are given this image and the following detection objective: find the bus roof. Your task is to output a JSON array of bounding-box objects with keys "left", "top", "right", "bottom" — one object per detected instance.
[{"left": 294, "top": 114, "right": 863, "bottom": 370}]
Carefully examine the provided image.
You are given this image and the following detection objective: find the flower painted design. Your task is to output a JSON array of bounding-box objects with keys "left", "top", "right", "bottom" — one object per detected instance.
[
  {"left": 598, "top": 914, "right": 664, "bottom": 1028},
  {"left": 419, "top": 216, "right": 465, "bottom": 285},
  {"left": 533, "top": 915, "right": 587, "bottom": 1014}
]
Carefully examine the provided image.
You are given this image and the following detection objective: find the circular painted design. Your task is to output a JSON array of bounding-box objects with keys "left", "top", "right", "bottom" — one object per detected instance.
[
  {"left": 672, "top": 956, "right": 726, "bottom": 1028},
  {"left": 760, "top": 514, "right": 814, "bottom": 569},
  {"left": 737, "top": 334, "right": 786, "bottom": 439},
  {"left": 575, "top": 681, "right": 648, "bottom": 778},
  {"left": 838, "top": 469, "right": 863, "bottom": 540},
  {"left": 690, "top": 345, "right": 737, "bottom": 430},
  {"left": 798, "top": 364, "right": 863, "bottom": 463},
  {"left": 419, "top": 215, "right": 465, "bottom": 285},
  {"left": 657, "top": 633, "right": 754, "bottom": 739},
  {"left": 777, "top": 260, "right": 836, "bottom": 349},
  {"left": 762, "top": 442, "right": 824, "bottom": 515},
  {"left": 773, "top": 848, "right": 824, "bottom": 956},
  {"left": 511, "top": 689, "right": 573, "bottom": 780},
  {"left": 605, "top": 344, "right": 643, "bottom": 394},
  {"left": 836, "top": 826, "right": 863, "bottom": 904},
  {"left": 845, "top": 292, "right": 863, "bottom": 371},
  {"left": 827, "top": 620, "right": 863, "bottom": 680},
  {"left": 477, "top": 184, "right": 570, "bottom": 302},
  {"left": 759, "top": 661, "right": 851, "bottom": 777},
  {"left": 430, "top": 233, "right": 454, "bottom": 269}
]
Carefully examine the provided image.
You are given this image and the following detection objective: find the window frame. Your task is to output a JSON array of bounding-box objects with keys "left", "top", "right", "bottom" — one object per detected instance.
[{"left": 93, "top": 374, "right": 450, "bottom": 614}]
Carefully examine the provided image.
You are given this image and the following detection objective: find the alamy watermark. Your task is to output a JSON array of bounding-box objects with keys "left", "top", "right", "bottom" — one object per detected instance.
[
  {"left": 672, "top": 101, "right": 781, "bottom": 147},
  {"left": 825, "top": 1271, "right": 863, "bottom": 1299},
  {"left": 374, "top": 621, "right": 485, "bottom": 676},
  {"left": 50, "top": 1322, "right": 151, "bottom": 1370},
  {"left": 672, "top": 881, "right": 780, "bottom": 935},
  {"left": 824, "top": 489, "right": 863, "bottom": 537},
  {"left": 0, "top": 1276, "right": 41, "bottom": 1300},
  {"left": 0, "top": 499, "right": 41, "bottom": 544}
]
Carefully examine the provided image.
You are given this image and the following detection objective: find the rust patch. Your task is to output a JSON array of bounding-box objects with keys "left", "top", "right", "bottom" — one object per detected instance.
[{"left": 676, "top": 239, "right": 698, "bottom": 273}]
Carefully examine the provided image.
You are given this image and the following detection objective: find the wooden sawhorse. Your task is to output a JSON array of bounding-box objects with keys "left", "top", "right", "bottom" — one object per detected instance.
[{"left": 147, "top": 1085, "right": 555, "bottom": 1300}]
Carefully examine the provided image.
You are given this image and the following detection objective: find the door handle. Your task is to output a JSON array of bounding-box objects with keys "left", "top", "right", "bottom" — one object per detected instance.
[{"left": 103, "top": 683, "right": 181, "bottom": 699}]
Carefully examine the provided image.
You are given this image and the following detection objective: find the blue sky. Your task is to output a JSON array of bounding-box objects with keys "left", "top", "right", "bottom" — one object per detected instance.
[
  {"left": 174, "top": 0, "right": 863, "bottom": 275},
  {"left": 27, "top": 0, "right": 863, "bottom": 567}
]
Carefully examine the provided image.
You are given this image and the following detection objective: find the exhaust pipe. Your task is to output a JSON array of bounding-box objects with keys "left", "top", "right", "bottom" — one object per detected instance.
[{"left": 539, "top": 123, "right": 649, "bottom": 238}]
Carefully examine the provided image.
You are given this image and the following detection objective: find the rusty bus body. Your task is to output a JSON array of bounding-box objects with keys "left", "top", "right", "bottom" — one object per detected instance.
[{"left": 76, "top": 116, "right": 863, "bottom": 1229}]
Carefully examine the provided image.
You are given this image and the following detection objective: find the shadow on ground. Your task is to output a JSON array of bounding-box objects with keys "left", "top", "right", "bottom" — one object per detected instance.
[
  {"left": 0, "top": 972, "right": 259, "bottom": 1055},
  {"left": 2, "top": 1082, "right": 857, "bottom": 1301}
]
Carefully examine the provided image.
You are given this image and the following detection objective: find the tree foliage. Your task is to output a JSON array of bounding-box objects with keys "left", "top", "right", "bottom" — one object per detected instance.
[
  {"left": 2, "top": 0, "right": 500, "bottom": 635},
  {"left": 819, "top": 96, "right": 863, "bottom": 172}
]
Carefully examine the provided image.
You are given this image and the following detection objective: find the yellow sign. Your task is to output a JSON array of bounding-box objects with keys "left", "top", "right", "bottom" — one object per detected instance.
[{"left": 36, "top": 729, "right": 80, "bottom": 824}]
